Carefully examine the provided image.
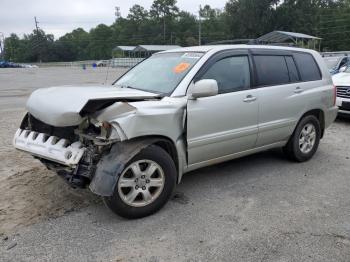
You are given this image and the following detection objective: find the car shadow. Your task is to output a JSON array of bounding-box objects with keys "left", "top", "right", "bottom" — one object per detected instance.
[{"left": 336, "top": 115, "right": 350, "bottom": 123}]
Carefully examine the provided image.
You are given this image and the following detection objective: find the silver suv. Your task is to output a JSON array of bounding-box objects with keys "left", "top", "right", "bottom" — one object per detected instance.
[{"left": 13, "top": 45, "right": 338, "bottom": 218}]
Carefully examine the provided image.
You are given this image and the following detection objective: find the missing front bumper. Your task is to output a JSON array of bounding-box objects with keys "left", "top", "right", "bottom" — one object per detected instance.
[{"left": 13, "top": 129, "right": 86, "bottom": 166}]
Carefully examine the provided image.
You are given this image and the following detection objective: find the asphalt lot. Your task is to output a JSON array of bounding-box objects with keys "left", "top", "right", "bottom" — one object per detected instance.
[{"left": 0, "top": 67, "right": 350, "bottom": 262}]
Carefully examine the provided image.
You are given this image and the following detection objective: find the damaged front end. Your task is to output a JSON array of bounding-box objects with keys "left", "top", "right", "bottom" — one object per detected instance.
[
  {"left": 14, "top": 113, "right": 115, "bottom": 188},
  {"left": 13, "top": 85, "right": 187, "bottom": 196},
  {"left": 13, "top": 85, "right": 163, "bottom": 190}
]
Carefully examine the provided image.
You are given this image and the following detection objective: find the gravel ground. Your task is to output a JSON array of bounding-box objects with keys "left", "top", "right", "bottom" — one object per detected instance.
[{"left": 0, "top": 67, "right": 349, "bottom": 262}]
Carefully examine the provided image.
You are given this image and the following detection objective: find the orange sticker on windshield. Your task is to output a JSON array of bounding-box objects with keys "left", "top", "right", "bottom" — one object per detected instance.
[{"left": 173, "top": 62, "right": 190, "bottom": 73}]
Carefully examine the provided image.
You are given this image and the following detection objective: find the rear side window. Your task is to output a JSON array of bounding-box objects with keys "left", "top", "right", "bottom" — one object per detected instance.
[
  {"left": 293, "top": 53, "right": 322, "bottom": 81},
  {"left": 285, "top": 56, "right": 300, "bottom": 82},
  {"left": 254, "top": 55, "right": 290, "bottom": 86},
  {"left": 200, "top": 56, "right": 251, "bottom": 94}
]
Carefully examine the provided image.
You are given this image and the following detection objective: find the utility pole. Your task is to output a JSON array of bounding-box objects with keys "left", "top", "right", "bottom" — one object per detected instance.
[
  {"left": 115, "top": 7, "right": 121, "bottom": 21},
  {"left": 34, "top": 16, "right": 40, "bottom": 35},
  {"left": 170, "top": 32, "right": 175, "bottom": 45},
  {"left": 198, "top": 5, "right": 202, "bottom": 46},
  {"left": 34, "top": 16, "right": 41, "bottom": 62},
  {"left": 163, "top": 17, "right": 166, "bottom": 44},
  {"left": 0, "top": 32, "right": 4, "bottom": 59}
]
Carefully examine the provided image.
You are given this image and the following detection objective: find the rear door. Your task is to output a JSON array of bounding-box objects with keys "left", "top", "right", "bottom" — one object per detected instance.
[
  {"left": 187, "top": 50, "right": 259, "bottom": 166},
  {"left": 253, "top": 50, "right": 305, "bottom": 147}
]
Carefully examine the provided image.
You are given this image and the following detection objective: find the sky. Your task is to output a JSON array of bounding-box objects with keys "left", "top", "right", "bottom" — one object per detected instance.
[{"left": 0, "top": 0, "right": 227, "bottom": 39}]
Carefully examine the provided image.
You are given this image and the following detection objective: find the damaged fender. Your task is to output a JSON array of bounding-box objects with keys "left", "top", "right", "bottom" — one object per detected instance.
[
  {"left": 89, "top": 97, "right": 188, "bottom": 196},
  {"left": 89, "top": 138, "right": 163, "bottom": 196}
]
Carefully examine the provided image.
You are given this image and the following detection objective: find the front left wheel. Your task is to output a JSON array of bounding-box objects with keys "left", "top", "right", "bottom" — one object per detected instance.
[{"left": 103, "top": 145, "right": 176, "bottom": 219}]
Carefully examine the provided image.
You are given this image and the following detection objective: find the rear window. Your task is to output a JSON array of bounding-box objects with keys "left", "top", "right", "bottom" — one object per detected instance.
[
  {"left": 254, "top": 55, "right": 290, "bottom": 86},
  {"left": 293, "top": 53, "right": 322, "bottom": 81}
]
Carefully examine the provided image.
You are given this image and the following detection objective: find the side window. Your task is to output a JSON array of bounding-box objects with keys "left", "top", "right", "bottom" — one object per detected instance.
[
  {"left": 254, "top": 55, "right": 290, "bottom": 86},
  {"left": 285, "top": 56, "right": 300, "bottom": 82},
  {"left": 200, "top": 56, "right": 251, "bottom": 94},
  {"left": 293, "top": 53, "right": 322, "bottom": 81}
]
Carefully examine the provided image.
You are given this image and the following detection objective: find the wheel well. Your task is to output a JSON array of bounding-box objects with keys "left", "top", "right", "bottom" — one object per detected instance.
[
  {"left": 301, "top": 109, "right": 325, "bottom": 138},
  {"left": 153, "top": 139, "right": 179, "bottom": 172},
  {"left": 128, "top": 136, "right": 179, "bottom": 174}
]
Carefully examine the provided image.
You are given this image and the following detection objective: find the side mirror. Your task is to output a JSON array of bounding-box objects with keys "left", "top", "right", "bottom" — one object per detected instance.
[
  {"left": 189, "top": 79, "right": 219, "bottom": 99},
  {"left": 339, "top": 66, "right": 347, "bottom": 73}
]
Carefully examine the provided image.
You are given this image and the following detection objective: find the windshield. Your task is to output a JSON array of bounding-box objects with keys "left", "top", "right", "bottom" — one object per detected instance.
[{"left": 114, "top": 52, "right": 203, "bottom": 94}]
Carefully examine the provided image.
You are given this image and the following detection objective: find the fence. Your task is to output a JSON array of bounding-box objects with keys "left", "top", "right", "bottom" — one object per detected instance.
[
  {"left": 27, "top": 58, "right": 144, "bottom": 68},
  {"left": 111, "top": 58, "right": 144, "bottom": 68}
]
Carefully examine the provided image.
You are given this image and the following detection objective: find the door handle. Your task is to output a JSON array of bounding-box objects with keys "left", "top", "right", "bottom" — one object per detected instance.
[
  {"left": 243, "top": 95, "right": 257, "bottom": 103},
  {"left": 294, "top": 87, "right": 304, "bottom": 94}
]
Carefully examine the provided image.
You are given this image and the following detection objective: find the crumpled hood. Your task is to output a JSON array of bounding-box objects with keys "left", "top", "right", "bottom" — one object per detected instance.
[
  {"left": 26, "top": 85, "right": 159, "bottom": 126},
  {"left": 332, "top": 73, "right": 350, "bottom": 86}
]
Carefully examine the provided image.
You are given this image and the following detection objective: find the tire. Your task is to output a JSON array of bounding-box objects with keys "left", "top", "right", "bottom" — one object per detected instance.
[
  {"left": 103, "top": 145, "right": 176, "bottom": 219},
  {"left": 283, "top": 115, "right": 321, "bottom": 162}
]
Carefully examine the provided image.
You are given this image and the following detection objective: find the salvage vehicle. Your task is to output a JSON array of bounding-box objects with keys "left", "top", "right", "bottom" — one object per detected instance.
[
  {"left": 332, "top": 66, "right": 350, "bottom": 115},
  {"left": 13, "top": 45, "right": 338, "bottom": 218}
]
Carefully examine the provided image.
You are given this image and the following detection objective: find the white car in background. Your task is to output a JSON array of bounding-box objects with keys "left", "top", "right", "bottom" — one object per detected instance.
[{"left": 333, "top": 67, "right": 350, "bottom": 115}]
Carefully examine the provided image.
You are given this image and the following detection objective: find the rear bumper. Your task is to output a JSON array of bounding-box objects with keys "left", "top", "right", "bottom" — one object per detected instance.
[
  {"left": 325, "top": 106, "right": 338, "bottom": 129},
  {"left": 13, "top": 129, "right": 85, "bottom": 166}
]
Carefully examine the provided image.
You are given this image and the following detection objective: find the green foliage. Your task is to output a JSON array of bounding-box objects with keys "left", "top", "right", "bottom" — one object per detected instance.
[
  {"left": 225, "top": 0, "right": 278, "bottom": 39},
  {"left": 128, "top": 5, "right": 149, "bottom": 21},
  {"left": 3, "top": 0, "right": 350, "bottom": 62}
]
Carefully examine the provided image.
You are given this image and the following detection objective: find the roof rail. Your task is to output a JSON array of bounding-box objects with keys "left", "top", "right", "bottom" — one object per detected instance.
[{"left": 205, "top": 39, "right": 254, "bottom": 45}]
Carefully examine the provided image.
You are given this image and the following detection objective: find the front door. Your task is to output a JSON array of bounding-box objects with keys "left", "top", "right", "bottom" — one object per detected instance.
[{"left": 187, "top": 53, "right": 259, "bottom": 166}]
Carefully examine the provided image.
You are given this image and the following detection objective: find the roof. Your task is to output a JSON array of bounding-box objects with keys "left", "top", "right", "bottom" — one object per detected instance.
[
  {"left": 113, "top": 46, "right": 136, "bottom": 51},
  {"left": 161, "top": 44, "right": 316, "bottom": 54},
  {"left": 257, "top": 31, "right": 321, "bottom": 43},
  {"left": 161, "top": 45, "right": 214, "bottom": 53},
  {"left": 133, "top": 45, "right": 181, "bottom": 52}
]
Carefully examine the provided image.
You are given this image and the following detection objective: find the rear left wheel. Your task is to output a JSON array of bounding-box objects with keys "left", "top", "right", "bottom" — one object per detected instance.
[{"left": 283, "top": 115, "right": 321, "bottom": 162}]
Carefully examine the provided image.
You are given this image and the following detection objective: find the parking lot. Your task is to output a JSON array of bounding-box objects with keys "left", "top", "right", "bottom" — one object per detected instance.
[{"left": 0, "top": 67, "right": 350, "bottom": 261}]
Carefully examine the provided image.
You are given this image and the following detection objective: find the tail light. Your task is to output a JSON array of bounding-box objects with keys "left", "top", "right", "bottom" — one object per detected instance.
[{"left": 333, "top": 85, "right": 337, "bottom": 106}]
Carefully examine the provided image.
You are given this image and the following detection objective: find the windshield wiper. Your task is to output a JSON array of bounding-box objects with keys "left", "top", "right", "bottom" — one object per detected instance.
[{"left": 116, "top": 84, "right": 166, "bottom": 96}]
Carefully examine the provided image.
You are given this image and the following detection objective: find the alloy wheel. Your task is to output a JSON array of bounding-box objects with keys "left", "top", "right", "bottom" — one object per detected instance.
[
  {"left": 299, "top": 123, "right": 316, "bottom": 154},
  {"left": 117, "top": 160, "right": 165, "bottom": 207}
]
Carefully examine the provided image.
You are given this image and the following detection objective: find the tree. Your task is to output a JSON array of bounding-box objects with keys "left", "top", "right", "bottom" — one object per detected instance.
[
  {"left": 199, "top": 5, "right": 217, "bottom": 19},
  {"left": 4, "top": 0, "right": 350, "bottom": 62},
  {"left": 150, "top": 0, "right": 179, "bottom": 43},
  {"left": 87, "top": 24, "right": 113, "bottom": 59},
  {"left": 225, "top": 0, "right": 279, "bottom": 39},
  {"left": 199, "top": 5, "right": 227, "bottom": 44},
  {"left": 174, "top": 11, "right": 197, "bottom": 45},
  {"left": 56, "top": 28, "right": 90, "bottom": 61},
  {"left": 4, "top": 34, "right": 21, "bottom": 61},
  {"left": 128, "top": 5, "right": 149, "bottom": 22}
]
